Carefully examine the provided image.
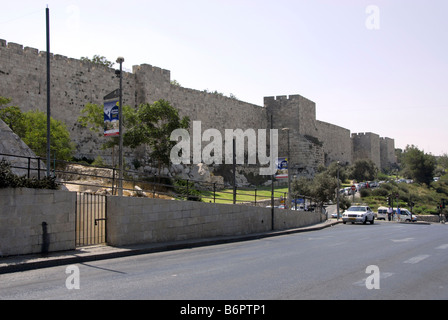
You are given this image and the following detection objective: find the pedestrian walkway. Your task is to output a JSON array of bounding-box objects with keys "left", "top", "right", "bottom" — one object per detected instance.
[{"left": 0, "top": 219, "right": 341, "bottom": 274}]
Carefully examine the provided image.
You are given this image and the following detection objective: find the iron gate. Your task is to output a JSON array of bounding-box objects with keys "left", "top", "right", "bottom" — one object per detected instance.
[{"left": 76, "top": 192, "right": 107, "bottom": 247}]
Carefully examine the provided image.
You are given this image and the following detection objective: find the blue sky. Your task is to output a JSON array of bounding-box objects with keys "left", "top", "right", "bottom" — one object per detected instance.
[{"left": 2, "top": 0, "right": 447, "bottom": 155}]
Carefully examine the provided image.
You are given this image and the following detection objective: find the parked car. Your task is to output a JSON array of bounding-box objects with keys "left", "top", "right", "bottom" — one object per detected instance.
[
  {"left": 342, "top": 205, "right": 375, "bottom": 224},
  {"left": 395, "top": 208, "right": 417, "bottom": 222},
  {"left": 376, "top": 206, "right": 388, "bottom": 220},
  {"left": 331, "top": 212, "right": 342, "bottom": 219}
]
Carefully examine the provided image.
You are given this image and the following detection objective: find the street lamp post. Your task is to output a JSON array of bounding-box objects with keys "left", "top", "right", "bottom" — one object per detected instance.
[
  {"left": 282, "top": 128, "right": 290, "bottom": 209},
  {"left": 116, "top": 57, "right": 124, "bottom": 196},
  {"left": 336, "top": 161, "right": 340, "bottom": 220},
  {"left": 46, "top": 6, "right": 51, "bottom": 177}
]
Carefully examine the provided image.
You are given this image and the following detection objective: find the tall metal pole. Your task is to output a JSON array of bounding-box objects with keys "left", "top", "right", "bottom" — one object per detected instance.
[
  {"left": 46, "top": 6, "right": 51, "bottom": 177},
  {"left": 282, "top": 128, "right": 290, "bottom": 209},
  {"left": 287, "top": 130, "right": 290, "bottom": 209},
  {"left": 336, "top": 161, "right": 340, "bottom": 220},
  {"left": 233, "top": 138, "right": 236, "bottom": 204},
  {"left": 116, "top": 57, "right": 124, "bottom": 196},
  {"left": 270, "top": 115, "right": 275, "bottom": 230}
]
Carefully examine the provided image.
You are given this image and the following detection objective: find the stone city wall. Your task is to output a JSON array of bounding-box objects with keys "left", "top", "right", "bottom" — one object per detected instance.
[
  {"left": 316, "top": 120, "right": 352, "bottom": 166},
  {"left": 380, "top": 137, "right": 396, "bottom": 169},
  {"left": 351, "top": 132, "right": 381, "bottom": 169},
  {"left": 0, "top": 39, "right": 396, "bottom": 174}
]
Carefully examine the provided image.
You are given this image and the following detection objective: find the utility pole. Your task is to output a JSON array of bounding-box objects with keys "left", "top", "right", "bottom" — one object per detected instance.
[
  {"left": 46, "top": 6, "right": 51, "bottom": 177},
  {"left": 270, "top": 115, "right": 275, "bottom": 230},
  {"left": 233, "top": 138, "right": 236, "bottom": 204},
  {"left": 336, "top": 161, "right": 340, "bottom": 220},
  {"left": 282, "top": 128, "right": 290, "bottom": 209},
  {"left": 116, "top": 57, "right": 124, "bottom": 196}
]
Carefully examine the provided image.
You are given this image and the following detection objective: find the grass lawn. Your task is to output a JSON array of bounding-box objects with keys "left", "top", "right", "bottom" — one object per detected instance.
[{"left": 199, "top": 186, "right": 289, "bottom": 204}]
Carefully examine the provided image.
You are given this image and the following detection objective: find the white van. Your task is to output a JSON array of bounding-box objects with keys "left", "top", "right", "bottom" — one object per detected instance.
[
  {"left": 377, "top": 207, "right": 388, "bottom": 220},
  {"left": 395, "top": 208, "right": 417, "bottom": 222}
]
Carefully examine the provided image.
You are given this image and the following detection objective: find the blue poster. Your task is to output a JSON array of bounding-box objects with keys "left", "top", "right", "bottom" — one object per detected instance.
[
  {"left": 104, "top": 99, "right": 120, "bottom": 137},
  {"left": 275, "top": 157, "right": 288, "bottom": 179}
]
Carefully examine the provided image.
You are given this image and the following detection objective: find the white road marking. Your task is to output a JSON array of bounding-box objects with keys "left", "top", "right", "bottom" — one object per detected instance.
[
  {"left": 353, "top": 272, "right": 394, "bottom": 287},
  {"left": 391, "top": 238, "right": 415, "bottom": 243},
  {"left": 435, "top": 244, "right": 448, "bottom": 250},
  {"left": 404, "top": 255, "right": 430, "bottom": 264}
]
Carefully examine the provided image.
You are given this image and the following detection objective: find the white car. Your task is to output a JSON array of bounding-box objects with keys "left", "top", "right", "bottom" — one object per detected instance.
[
  {"left": 395, "top": 208, "right": 417, "bottom": 222},
  {"left": 342, "top": 205, "right": 375, "bottom": 225}
]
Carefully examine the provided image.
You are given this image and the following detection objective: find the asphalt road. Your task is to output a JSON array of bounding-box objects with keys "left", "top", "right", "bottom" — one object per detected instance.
[{"left": 1, "top": 221, "right": 447, "bottom": 300}]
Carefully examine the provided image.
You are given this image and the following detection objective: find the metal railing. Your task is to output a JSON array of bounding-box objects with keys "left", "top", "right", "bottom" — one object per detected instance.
[{"left": 0, "top": 152, "right": 319, "bottom": 210}]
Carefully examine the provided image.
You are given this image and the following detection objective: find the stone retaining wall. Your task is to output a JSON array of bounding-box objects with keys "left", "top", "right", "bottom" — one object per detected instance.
[
  {"left": 0, "top": 188, "right": 76, "bottom": 256},
  {"left": 106, "top": 196, "right": 324, "bottom": 247}
]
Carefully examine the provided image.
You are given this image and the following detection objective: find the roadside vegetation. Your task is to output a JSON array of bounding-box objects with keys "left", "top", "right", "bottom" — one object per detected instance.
[
  {"left": 343, "top": 146, "right": 448, "bottom": 215},
  {"left": 359, "top": 178, "right": 447, "bottom": 215},
  {"left": 0, "top": 159, "right": 58, "bottom": 190}
]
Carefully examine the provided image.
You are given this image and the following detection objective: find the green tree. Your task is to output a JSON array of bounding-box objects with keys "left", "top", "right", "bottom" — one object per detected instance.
[
  {"left": 323, "top": 161, "right": 348, "bottom": 183},
  {"left": 291, "top": 176, "right": 312, "bottom": 199},
  {"left": 402, "top": 145, "right": 435, "bottom": 185},
  {"left": 311, "top": 171, "right": 339, "bottom": 204},
  {"left": 0, "top": 102, "right": 74, "bottom": 161},
  {"left": 80, "top": 55, "right": 114, "bottom": 68},
  {"left": 22, "top": 111, "right": 74, "bottom": 160},
  {"left": 78, "top": 100, "right": 189, "bottom": 173},
  {"left": 349, "top": 159, "right": 378, "bottom": 182},
  {"left": 291, "top": 170, "right": 339, "bottom": 205},
  {"left": 0, "top": 105, "right": 26, "bottom": 136},
  {"left": 125, "top": 99, "right": 190, "bottom": 175},
  {"left": 437, "top": 153, "right": 448, "bottom": 171},
  {"left": 77, "top": 103, "right": 104, "bottom": 133}
]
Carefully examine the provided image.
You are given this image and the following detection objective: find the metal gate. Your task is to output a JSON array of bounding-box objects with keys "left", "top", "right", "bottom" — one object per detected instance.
[{"left": 76, "top": 193, "right": 107, "bottom": 247}]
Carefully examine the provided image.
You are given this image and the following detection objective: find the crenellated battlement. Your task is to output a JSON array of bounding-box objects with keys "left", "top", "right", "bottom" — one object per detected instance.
[
  {"left": 352, "top": 132, "right": 376, "bottom": 138},
  {"left": 133, "top": 63, "right": 171, "bottom": 80}
]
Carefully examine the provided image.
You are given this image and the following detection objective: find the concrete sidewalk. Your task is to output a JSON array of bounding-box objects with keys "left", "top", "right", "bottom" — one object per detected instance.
[{"left": 0, "top": 219, "right": 341, "bottom": 275}]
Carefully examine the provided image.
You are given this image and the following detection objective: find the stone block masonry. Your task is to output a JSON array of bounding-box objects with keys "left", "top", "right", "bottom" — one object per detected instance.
[
  {"left": 0, "top": 188, "right": 324, "bottom": 256},
  {"left": 351, "top": 132, "right": 381, "bottom": 169},
  {"left": 0, "top": 188, "right": 76, "bottom": 256},
  {"left": 0, "top": 38, "right": 396, "bottom": 173},
  {"left": 106, "top": 195, "right": 324, "bottom": 247}
]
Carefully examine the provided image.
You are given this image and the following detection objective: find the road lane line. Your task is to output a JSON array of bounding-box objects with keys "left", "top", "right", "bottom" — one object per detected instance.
[
  {"left": 353, "top": 272, "right": 394, "bottom": 287},
  {"left": 404, "top": 255, "right": 430, "bottom": 264},
  {"left": 391, "top": 238, "right": 415, "bottom": 243},
  {"left": 435, "top": 244, "right": 448, "bottom": 250}
]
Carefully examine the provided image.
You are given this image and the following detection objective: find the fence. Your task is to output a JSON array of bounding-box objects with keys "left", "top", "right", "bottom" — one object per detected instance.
[{"left": 0, "top": 152, "right": 319, "bottom": 210}]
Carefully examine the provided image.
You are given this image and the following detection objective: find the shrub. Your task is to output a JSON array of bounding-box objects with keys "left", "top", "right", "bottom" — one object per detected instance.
[
  {"left": 360, "top": 188, "right": 371, "bottom": 198},
  {"left": 174, "top": 179, "right": 202, "bottom": 201},
  {"left": 371, "top": 188, "right": 389, "bottom": 197},
  {"left": 0, "top": 159, "right": 59, "bottom": 190}
]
